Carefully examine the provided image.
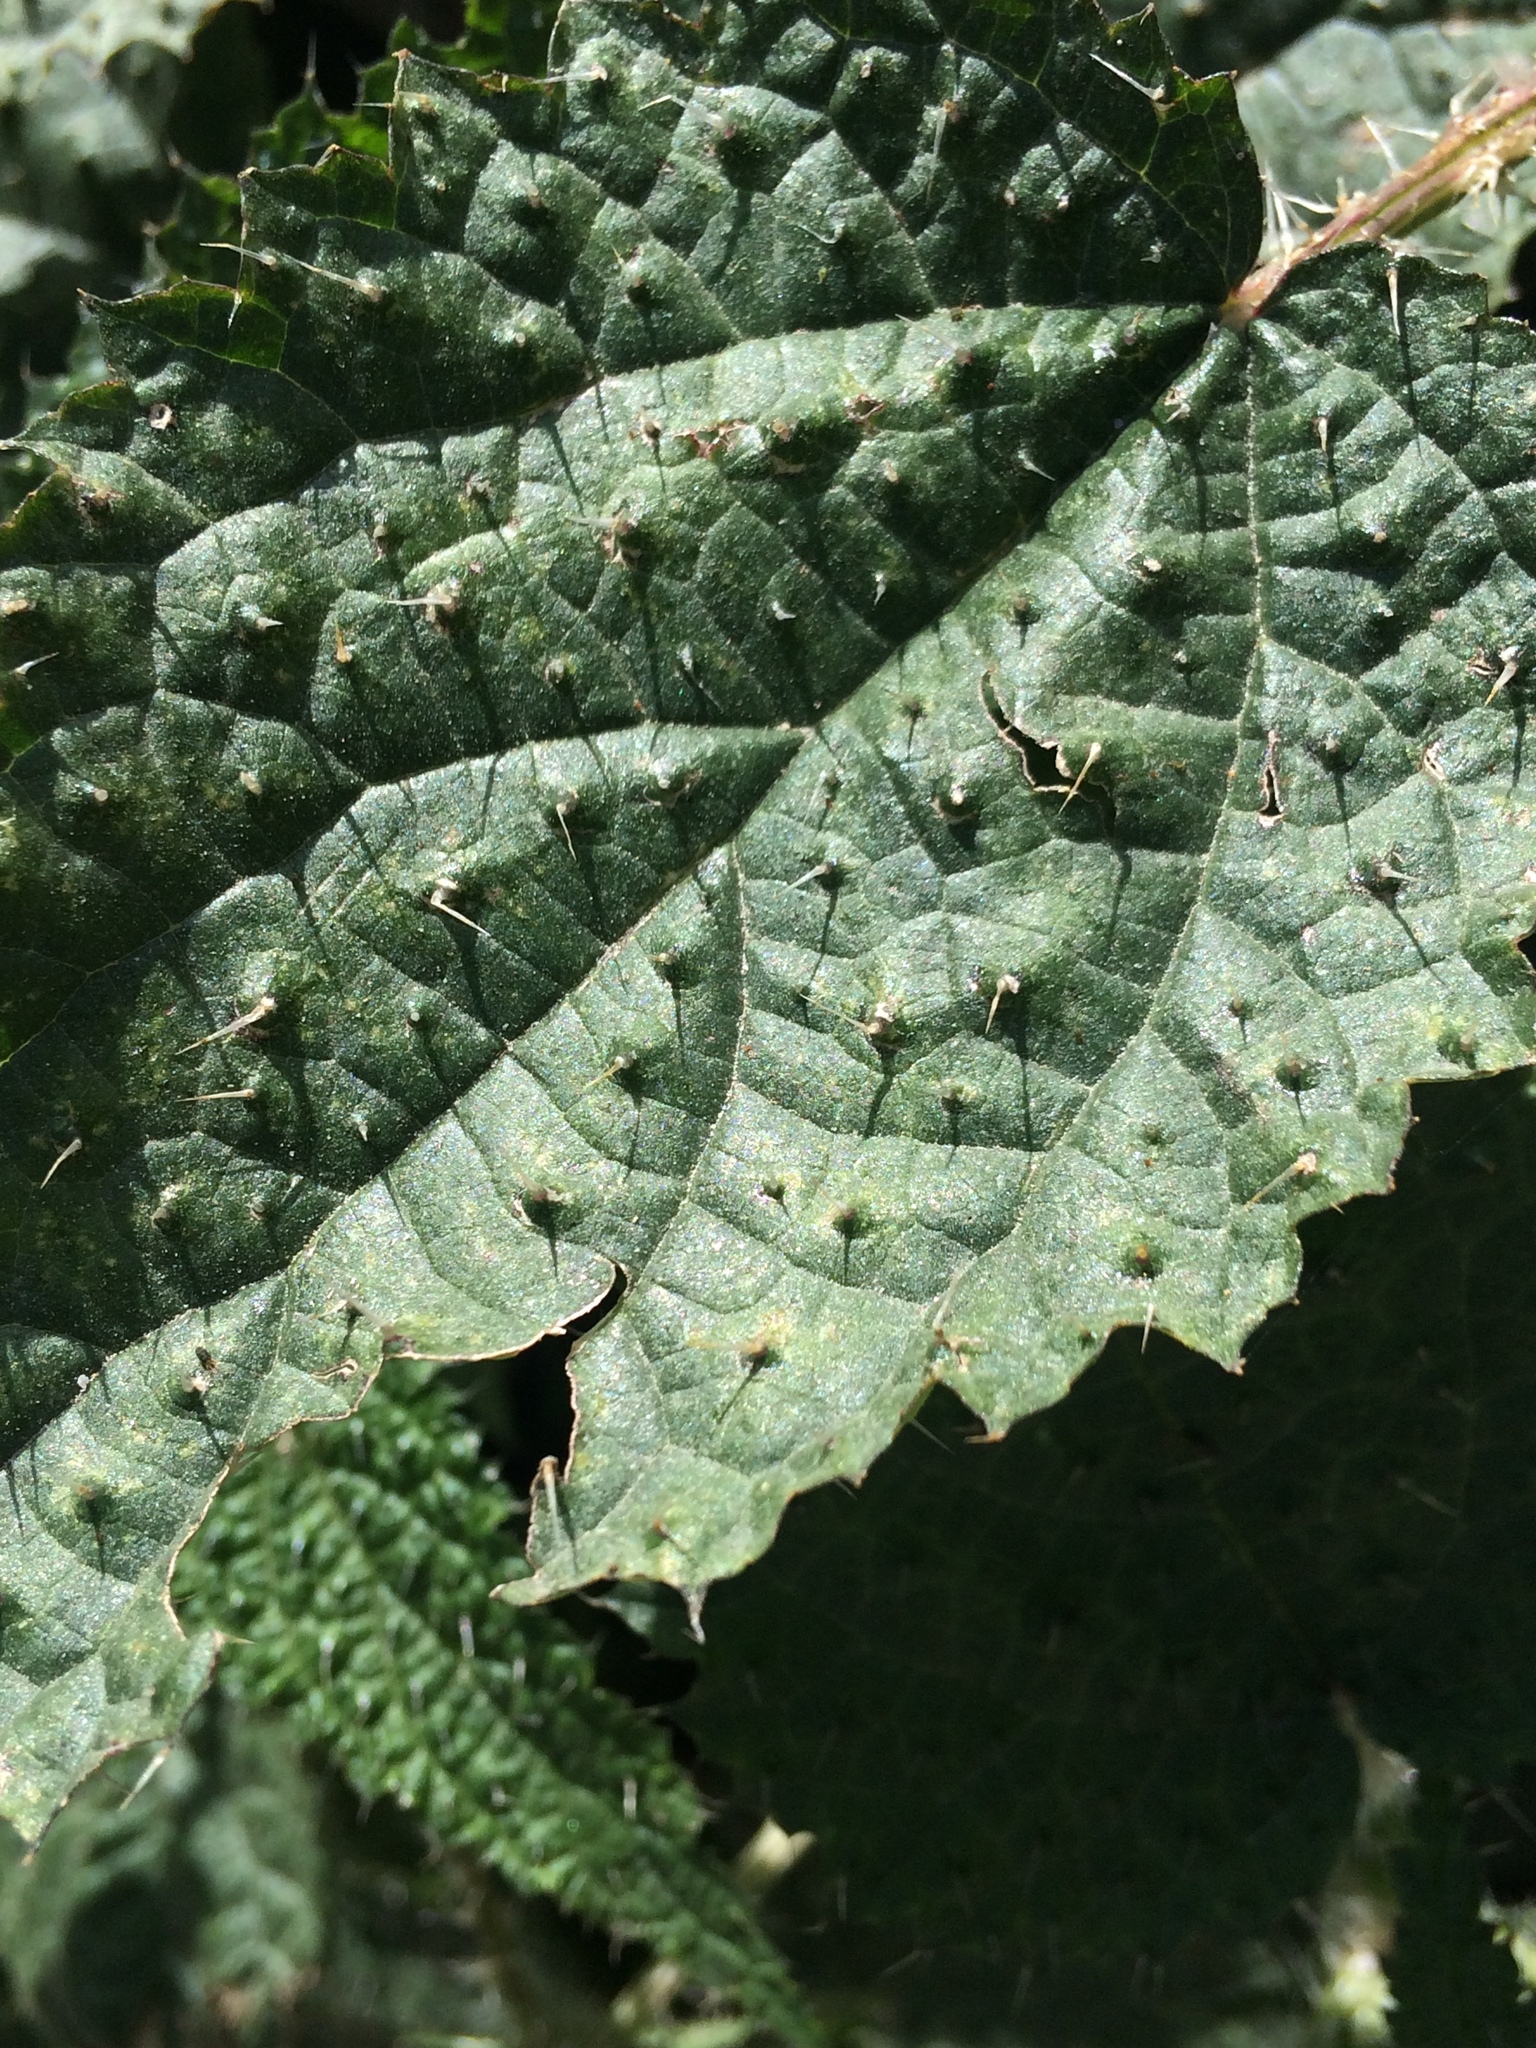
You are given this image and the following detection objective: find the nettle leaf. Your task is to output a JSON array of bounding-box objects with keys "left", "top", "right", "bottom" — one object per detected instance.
[
  {"left": 680, "top": 1069, "right": 1536, "bottom": 2019},
  {"left": 1240, "top": 17, "right": 1536, "bottom": 308},
  {"left": 157, "top": 0, "right": 540, "bottom": 292},
  {"left": 176, "top": 1361, "right": 810, "bottom": 2039},
  {"left": 506, "top": 246, "right": 1536, "bottom": 1613},
  {"left": 0, "top": 0, "right": 1260, "bottom": 1826},
  {"left": 3, "top": 0, "right": 1536, "bottom": 1821}
]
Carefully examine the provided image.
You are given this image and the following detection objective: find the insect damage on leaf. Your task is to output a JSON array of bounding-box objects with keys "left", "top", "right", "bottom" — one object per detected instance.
[{"left": 0, "top": 0, "right": 1534, "bottom": 1840}]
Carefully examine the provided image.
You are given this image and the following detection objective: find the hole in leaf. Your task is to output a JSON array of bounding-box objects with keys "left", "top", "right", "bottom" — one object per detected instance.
[{"left": 448, "top": 1272, "right": 622, "bottom": 1502}]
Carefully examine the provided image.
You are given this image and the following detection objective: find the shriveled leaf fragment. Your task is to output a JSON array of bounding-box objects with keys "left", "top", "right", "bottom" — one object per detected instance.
[
  {"left": 177, "top": 1361, "right": 810, "bottom": 2040},
  {"left": 1240, "top": 17, "right": 1536, "bottom": 306},
  {"left": 681, "top": 1067, "right": 1536, "bottom": 2023},
  {"left": 0, "top": 0, "right": 1260, "bottom": 1826}
]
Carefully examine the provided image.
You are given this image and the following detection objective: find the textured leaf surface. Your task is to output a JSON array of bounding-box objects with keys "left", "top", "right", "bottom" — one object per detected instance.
[
  {"left": 681, "top": 1067, "right": 1536, "bottom": 2028},
  {"left": 0, "top": 1309, "right": 367, "bottom": 1841},
  {"left": 1240, "top": 17, "right": 1536, "bottom": 307},
  {"left": 510, "top": 245, "right": 1536, "bottom": 1610},
  {"left": 176, "top": 1361, "right": 809, "bottom": 2039},
  {"left": 156, "top": 0, "right": 547, "bottom": 293},
  {"left": 9, "top": 0, "right": 1536, "bottom": 1820},
  {"left": 0, "top": 0, "right": 1262, "bottom": 1826}
]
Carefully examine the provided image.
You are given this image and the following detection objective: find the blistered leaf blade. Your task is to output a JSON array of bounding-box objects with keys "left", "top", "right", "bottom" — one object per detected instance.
[
  {"left": 2, "top": 0, "right": 1529, "bottom": 1825},
  {"left": 509, "top": 249, "right": 1536, "bottom": 1603}
]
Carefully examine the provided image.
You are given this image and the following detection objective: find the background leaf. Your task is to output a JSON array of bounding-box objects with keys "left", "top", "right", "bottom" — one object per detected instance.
[
  {"left": 1239, "top": 16, "right": 1536, "bottom": 307},
  {"left": 0, "top": 0, "right": 272, "bottom": 430},
  {"left": 176, "top": 1360, "right": 810, "bottom": 2041},
  {"left": 1157, "top": 0, "right": 1536, "bottom": 88},
  {"left": 0, "top": 1683, "right": 645, "bottom": 2045}
]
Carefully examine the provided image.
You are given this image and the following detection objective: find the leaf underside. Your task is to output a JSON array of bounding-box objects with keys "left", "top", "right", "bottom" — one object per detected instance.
[{"left": 1, "top": 0, "right": 1535, "bottom": 1834}]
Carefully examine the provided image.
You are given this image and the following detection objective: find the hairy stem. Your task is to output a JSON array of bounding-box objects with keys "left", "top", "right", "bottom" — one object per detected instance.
[{"left": 1224, "top": 71, "right": 1536, "bottom": 327}]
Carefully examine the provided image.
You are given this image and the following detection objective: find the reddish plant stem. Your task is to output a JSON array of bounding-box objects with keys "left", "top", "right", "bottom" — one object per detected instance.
[{"left": 1223, "top": 71, "right": 1536, "bottom": 328}]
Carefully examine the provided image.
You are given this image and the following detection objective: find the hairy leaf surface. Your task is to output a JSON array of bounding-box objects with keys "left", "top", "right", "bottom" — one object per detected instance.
[
  {"left": 176, "top": 1362, "right": 809, "bottom": 2038},
  {"left": 0, "top": 0, "right": 1262, "bottom": 1826},
  {"left": 510, "top": 247, "right": 1536, "bottom": 1609},
  {"left": 4, "top": 0, "right": 1536, "bottom": 1828}
]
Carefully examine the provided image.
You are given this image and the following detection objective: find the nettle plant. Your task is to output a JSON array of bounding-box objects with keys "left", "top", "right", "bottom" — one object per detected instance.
[{"left": 11, "top": 0, "right": 1536, "bottom": 2038}]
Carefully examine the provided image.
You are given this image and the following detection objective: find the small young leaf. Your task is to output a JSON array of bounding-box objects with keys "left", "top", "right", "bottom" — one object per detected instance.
[{"left": 177, "top": 1360, "right": 810, "bottom": 2039}]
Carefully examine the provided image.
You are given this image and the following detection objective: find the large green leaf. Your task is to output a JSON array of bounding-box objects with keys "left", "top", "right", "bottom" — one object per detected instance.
[
  {"left": 8, "top": 0, "right": 1536, "bottom": 1831},
  {"left": 1239, "top": 17, "right": 1536, "bottom": 308},
  {"left": 504, "top": 244, "right": 1536, "bottom": 1613},
  {"left": 0, "top": 0, "right": 1264, "bottom": 1829},
  {"left": 175, "top": 1360, "right": 811, "bottom": 2040},
  {"left": 681, "top": 1067, "right": 1536, "bottom": 2035}
]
